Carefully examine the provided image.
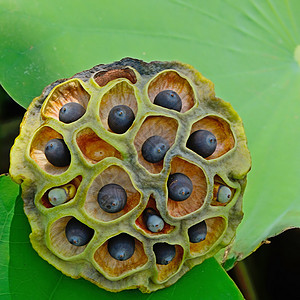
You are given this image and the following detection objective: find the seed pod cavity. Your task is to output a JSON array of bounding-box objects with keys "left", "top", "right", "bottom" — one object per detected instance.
[
  {"left": 135, "top": 197, "right": 175, "bottom": 235},
  {"left": 42, "top": 79, "right": 90, "bottom": 121},
  {"left": 94, "top": 235, "right": 148, "bottom": 278},
  {"left": 211, "top": 179, "right": 235, "bottom": 206},
  {"left": 94, "top": 68, "right": 137, "bottom": 87},
  {"left": 148, "top": 70, "right": 195, "bottom": 113},
  {"left": 167, "top": 157, "right": 207, "bottom": 218},
  {"left": 85, "top": 165, "right": 141, "bottom": 222},
  {"left": 30, "top": 126, "right": 70, "bottom": 175},
  {"left": 134, "top": 116, "right": 178, "bottom": 174},
  {"left": 50, "top": 217, "right": 93, "bottom": 257},
  {"left": 154, "top": 244, "right": 184, "bottom": 283},
  {"left": 76, "top": 128, "right": 122, "bottom": 164},
  {"left": 99, "top": 81, "right": 138, "bottom": 132},
  {"left": 189, "top": 217, "right": 226, "bottom": 256},
  {"left": 188, "top": 116, "right": 235, "bottom": 160},
  {"left": 40, "top": 176, "right": 82, "bottom": 209}
]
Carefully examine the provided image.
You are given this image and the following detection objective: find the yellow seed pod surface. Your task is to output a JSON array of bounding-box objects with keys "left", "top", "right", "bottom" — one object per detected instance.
[{"left": 10, "top": 58, "right": 251, "bottom": 293}]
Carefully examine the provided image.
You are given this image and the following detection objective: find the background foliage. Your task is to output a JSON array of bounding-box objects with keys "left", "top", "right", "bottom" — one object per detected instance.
[{"left": 0, "top": 0, "right": 299, "bottom": 299}]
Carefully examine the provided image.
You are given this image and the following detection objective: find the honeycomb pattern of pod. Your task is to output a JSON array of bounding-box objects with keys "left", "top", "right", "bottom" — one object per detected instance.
[{"left": 10, "top": 58, "right": 251, "bottom": 293}]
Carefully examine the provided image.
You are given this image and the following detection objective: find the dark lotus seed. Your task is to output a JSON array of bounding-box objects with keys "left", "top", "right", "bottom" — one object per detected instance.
[
  {"left": 45, "top": 138, "right": 71, "bottom": 167},
  {"left": 59, "top": 102, "right": 86, "bottom": 124},
  {"left": 65, "top": 217, "right": 94, "bottom": 246},
  {"left": 153, "top": 90, "right": 182, "bottom": 112},
  {"left": 108, "top": 105, "right": 135, "bottom": 134},
  {"left": 188, "top": 221, "right": 207, "bottom": 243},
  {"left": 217, "top": 185, "right": 232, "bottom": 203},
  {"left": 108, "top": 233, "right": 135, "bottom": 261},
  {"left": 141, "top": 135, "right": 170, "bottom": 163},
  {"left": 186, "top": 130, "right": 217, "bottom": 158},
  {"left": 167, "top": 173, "right": 193, "bottom": 201},
  {"left": 143, "top": 208, "right": 164, "bottom": 233},
  {"left": 142, "top": 207, "right": 156, "bottom": 223},
  {"left": 153, "top": 243, "right": 176, "bottom": 265},
  {"left": 97, "top": 183, "right": 127, "bottom": 213}
]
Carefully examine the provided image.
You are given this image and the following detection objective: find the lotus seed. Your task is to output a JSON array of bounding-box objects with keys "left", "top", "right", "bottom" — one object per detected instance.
[
  {"left": 153, "top": 243, "right": 176, "bottom": 265},
  {"left": 65, "top": 217, "right": 94, "bottom": 246},
  {"left": 48, "top": 184, "right": 76, "bottom": 206},
  {"left": 167, "top": 173, "right": 193, "bottom": 201},
  {"left": 108, "top": 105, "right": 135, "bottom": 134},
  {"left": 187, "top": 130, "right": 217, "bottom": 158},
  {"left": 97, "top": 183, "right": 127, "bottom": 213},
  {"left": 108, "top": 233, "right": 135, "bottom": 261},
  {"left": 45, "top": 138, "right": 71, "bottom": 167},
  {"left": 141, "top": 135, "right": 170, "bottom": 163},
  {"left": 153, "top": 90, "right": 182, "bottom": 112},
  {"left": 143, "top": 208, "right": 164, "bottom": 233},
  {"left": 188, "top": 221, "right": 207, "bottom": 243},
  {"left": 217, "top": 185, "right": 232, "bottom": 203},
  {"left": 59, "top": 102, "right": 85, "bottom": 123}
]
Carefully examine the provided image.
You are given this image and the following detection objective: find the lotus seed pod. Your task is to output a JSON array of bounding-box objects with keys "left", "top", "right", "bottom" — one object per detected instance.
[{"left": 9, "top": 58, "right": 251, "bottom": 293}]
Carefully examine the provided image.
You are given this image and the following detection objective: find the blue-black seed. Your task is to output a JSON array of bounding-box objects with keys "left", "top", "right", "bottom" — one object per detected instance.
[
  {"left": 108, "top": 233, "right": 135, "bottom": 261},
  {"left": 59, "top": 102, "right": 86, "bottom": 123},
  {"left": 65, "top": 217, "right": 94, "bottom": 246},
  {"left": 186, "top": 130, "right": 217, "bottom": 158},
  {"left": 167, "top": 173, "right": 193, "bottom": 201},
  {"left": 188, "top": 221, "right": 207, "bottom": 243},
  {"left": 45, "top": 138, "right": 71, "bottom": 167},
  {"left": 153, "top": 243, "right": 176, "bottom": 265},
  {"left": 108, "top": 105, "right": 135, "bottom": 134},
  {"left": 97, "top": 183, "right": 127, "bottom": 213},
  {"left": 153, "top": 90, "right": 182, "bottom": 112},
  {"left": 141, "top": 135, "right": 170, "bottom": 163}
]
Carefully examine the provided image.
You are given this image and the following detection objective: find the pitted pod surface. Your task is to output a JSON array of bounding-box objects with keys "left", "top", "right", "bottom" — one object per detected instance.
[{"left": 10, "top": 58, "right": 251, "bottom": 293}]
